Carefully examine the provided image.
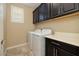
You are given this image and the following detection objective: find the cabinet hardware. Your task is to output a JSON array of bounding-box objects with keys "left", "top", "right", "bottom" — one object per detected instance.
[{"left": 51, "top": 41, "right": 61, "bottom": 46}]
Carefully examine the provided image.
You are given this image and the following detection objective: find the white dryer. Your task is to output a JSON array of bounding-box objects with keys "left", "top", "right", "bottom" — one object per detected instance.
[{"left": 28, "top": 32, "right": 33, "bottom": 50}]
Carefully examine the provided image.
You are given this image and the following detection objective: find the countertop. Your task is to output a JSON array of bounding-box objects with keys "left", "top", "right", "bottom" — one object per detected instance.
[{"left": 45, "top": 32, "right": 79, "bottom": 46}]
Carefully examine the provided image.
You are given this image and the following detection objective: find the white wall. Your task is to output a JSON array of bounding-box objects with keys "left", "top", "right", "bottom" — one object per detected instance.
[{"left": 35, "top": 12, "right": 79, "bottom": 33}]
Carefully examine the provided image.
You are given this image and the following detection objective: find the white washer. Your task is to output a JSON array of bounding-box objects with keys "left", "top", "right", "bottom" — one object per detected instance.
[
  {"left": 32, "top": 33, "right": 45, "bottom": 56},
  {"left": 31, "top": 32, "right": 51, "bottom": 56},
  {"left": 28, "top": 29, "right": 52, "bottom": 56}
]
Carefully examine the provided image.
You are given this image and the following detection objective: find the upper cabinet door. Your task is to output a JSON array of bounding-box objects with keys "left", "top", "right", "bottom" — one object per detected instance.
[
  {"left": 61, "top": 3, "right": 79, "bottom": 15},
  {"left": 38, "top": 3, "right": 51, "bottom": 22},
  {"left": 33, "top": 8, "right": 39, "bottom": 24},
  {"left": 51, "top": 3, "right": 61, "bottom": 18}
]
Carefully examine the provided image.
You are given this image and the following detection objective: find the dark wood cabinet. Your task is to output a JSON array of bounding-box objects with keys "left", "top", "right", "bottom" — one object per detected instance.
[
  {"left": 45, "top": 38, "right": 79, "bottom": 56},
  {"left": 61, "top": 3, "right": 79, "bottom": 15},
  {"left": 38, "top": 3, "right": 51, "bottom": 22},
  {"left": 33, "top": 3, "right": 79, "bottom": 24},
  {"left": 57, "top": 48, "right": 74, "bottom": 56},
  {"left": 33, "top": 8, "right": 39, "bottom": 24},
  {"left": 33, "top": 3, "right": 51, "bottom": 24},
  {"left": 45, "top": 38, "right": 55, "bottom": 56},
  {"left": 51, "top": 3, "right": 61, "bottom": 18}
]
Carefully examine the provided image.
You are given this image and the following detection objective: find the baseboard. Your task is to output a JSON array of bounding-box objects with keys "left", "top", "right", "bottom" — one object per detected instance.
[{"left": 6, "top": 43, "right": 27, "bottom": 50}]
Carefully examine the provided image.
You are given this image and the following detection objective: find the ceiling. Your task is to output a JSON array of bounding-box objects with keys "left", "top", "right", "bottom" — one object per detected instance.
[{"left": 24, "top": 3, "right": 41, "bottom": 10}]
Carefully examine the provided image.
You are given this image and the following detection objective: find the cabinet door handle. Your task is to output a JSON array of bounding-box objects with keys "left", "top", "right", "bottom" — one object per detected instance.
[{"left": 51, "top": 41, "right": 61, "bottom": 46}]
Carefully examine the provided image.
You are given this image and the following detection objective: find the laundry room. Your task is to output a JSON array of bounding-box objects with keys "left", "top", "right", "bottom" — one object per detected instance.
[{"left": 0, "top": 3, "right": 79, "bottom": 56}]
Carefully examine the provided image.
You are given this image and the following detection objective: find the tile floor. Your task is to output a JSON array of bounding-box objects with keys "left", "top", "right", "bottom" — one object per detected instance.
[{"left": 6, "top": 44, "right": 32, "bottom": 56}]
